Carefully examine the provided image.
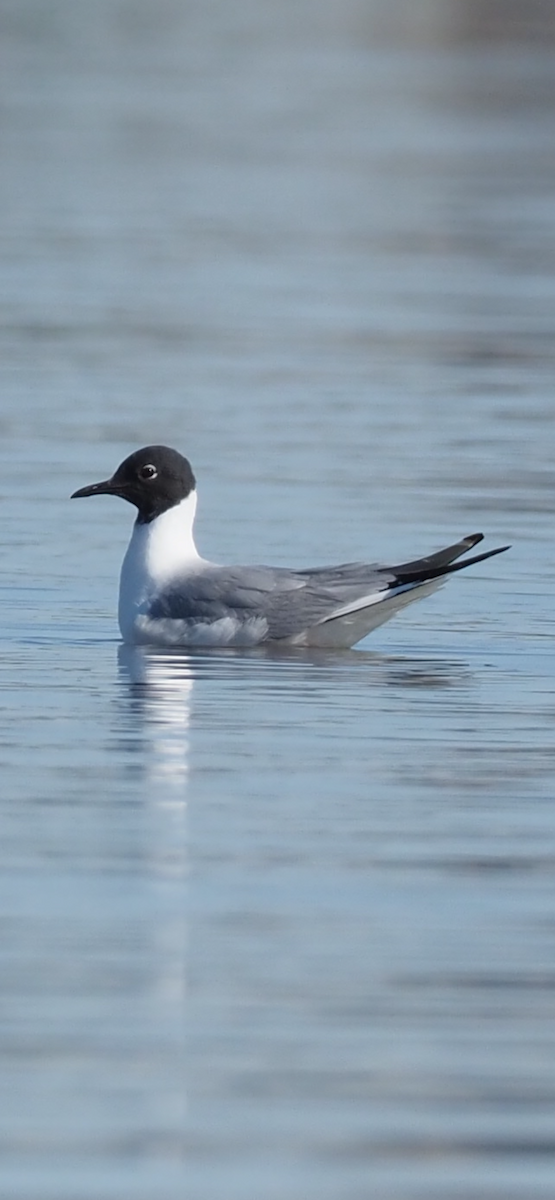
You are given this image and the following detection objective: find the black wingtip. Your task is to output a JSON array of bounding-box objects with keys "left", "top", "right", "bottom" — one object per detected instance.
[
  {"left": 439, "top": 542, "right": 511, "bottom": 576},
  {"left": 394, "top": 542, "right": 510, "bottom": 585}
]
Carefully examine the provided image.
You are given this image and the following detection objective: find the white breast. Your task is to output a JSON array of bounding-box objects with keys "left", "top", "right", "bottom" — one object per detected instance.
[{"left": 118, "top": 492, "right": 208, "bottom": 643}]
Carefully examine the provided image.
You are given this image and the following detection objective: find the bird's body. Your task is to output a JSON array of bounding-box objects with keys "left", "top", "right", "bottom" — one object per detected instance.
[{"left": 72, "top": 445, "right": 510, "bottom": 650}]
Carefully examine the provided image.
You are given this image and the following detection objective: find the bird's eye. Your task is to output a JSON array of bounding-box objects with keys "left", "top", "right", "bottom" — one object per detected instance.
[{"left": 139, "top": 464, "right": 157, "bottom": 481}]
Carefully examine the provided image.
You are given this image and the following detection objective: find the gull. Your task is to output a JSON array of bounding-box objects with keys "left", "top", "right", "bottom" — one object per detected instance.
[{"left": 71, "top": 445, "right": 509, "bottom": 648}]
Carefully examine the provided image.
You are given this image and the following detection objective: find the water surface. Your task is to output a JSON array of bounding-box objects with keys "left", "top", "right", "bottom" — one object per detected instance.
[{"left": 1, "top": 3, "right": 555, "bottom": 1198}]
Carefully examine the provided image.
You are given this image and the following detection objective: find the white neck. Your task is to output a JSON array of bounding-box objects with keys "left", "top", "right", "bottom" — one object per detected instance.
[
  {"left": 136, "top": 492, "right": 201, "bottom": 580},
  {"left": 118, "top": 492, "right": 205, "bottom": 640}
]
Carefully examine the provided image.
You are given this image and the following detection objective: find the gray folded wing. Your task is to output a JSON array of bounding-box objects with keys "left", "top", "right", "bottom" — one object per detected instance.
[
  {"left": 148, "top": 561, "right": 391, "bottom": 641},
  {"left": 146, "top": 534, "right": 509, "bottom": 642}
]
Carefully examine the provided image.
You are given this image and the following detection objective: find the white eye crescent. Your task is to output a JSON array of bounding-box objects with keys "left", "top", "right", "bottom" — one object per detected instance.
[{"left": 139, "top": 464, "right": 157, "bottom": 481}]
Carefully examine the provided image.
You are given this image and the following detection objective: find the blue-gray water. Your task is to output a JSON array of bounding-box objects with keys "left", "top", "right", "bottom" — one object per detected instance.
[{"left": 2, "top": 3, "right": 555, "bottom": 1198}]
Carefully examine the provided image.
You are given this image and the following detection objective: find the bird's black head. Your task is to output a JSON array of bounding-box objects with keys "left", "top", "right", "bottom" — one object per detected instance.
[{"left": 71, "top": 445, "right": 196, "bottom": 524}]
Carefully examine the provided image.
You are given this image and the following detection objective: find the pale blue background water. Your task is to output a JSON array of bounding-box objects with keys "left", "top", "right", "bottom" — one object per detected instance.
[{"left": 1, "top": 2, "right": 555, "bottom": 1198}]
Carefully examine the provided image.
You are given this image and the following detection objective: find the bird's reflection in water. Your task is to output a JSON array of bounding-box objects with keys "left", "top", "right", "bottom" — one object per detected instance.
[
  {"left": 117, "top": 644, "right": 192, "bottom": 1114},
  {"left": 118, "top": 643, "right": 194, "bottom": 792}
]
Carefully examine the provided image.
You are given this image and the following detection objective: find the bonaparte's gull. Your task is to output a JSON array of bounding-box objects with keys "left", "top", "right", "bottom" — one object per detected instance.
[{"left": 71, "top": 445, "right": 509, "bottom": 648}]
